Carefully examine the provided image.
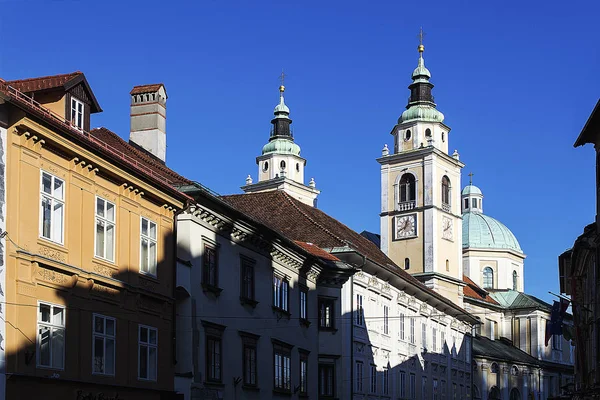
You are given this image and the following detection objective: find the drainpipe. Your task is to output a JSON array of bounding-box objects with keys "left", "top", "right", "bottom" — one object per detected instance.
[{"left": 350, "top": 253, "right": 367, "bottom": 400}]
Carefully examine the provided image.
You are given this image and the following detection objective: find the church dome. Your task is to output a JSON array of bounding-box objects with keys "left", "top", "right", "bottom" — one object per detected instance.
[
  {"left": 462, "top": 185, "right": 482, "bottom": 195},
  {"left": 462, "top": 212, "right": 522, "bottom": 253},
  {"left": 399, "top": 105, "right": 445, "bottom": 123},
  {"left": 262, "top": 138, "right": 301, "bottom": 156}
]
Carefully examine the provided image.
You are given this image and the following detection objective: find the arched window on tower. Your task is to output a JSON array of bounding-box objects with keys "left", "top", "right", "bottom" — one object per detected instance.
[
  {"left": 404, "top": 258, "right": 410, "bottom": 270},
  {"left": 441, "top": 176, "right": 451, "bottom": 210},
  {"left": 399, "top": 174, "right": 416, "bottom": 210},
  {"left": 483, "top": 267, "right": 494, "bottom": 289},
  {"left": 513, "top": 271, "right": 518, "bottom": 291}
]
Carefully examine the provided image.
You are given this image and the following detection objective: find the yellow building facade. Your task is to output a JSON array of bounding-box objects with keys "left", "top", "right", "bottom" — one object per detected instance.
[{"left": 0, "top": 73, "right": 186, "bottom": 399}]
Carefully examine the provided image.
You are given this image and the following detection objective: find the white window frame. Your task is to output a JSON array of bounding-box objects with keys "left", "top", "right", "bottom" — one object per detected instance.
[
  {"left": 410, "top": 317, "right": 415, "bottom": 344},
  {"left": 433, "top": 327, "right": 438, "bottom": 352},
  {"left": 40, "top": 171, "right": 65, "bottom": 244},
  {"left": 356, "top": 360, "right": 363, "bottom": 392},
  {"left": 94, "top": 197, "right": 116, "bottom": 262},
  {"left": 356, "top": 293, "right": 364, "bottom": 326},
  {"left": 273, "top": 274, "right": 289, "bottom": 312},
  {"left": 422, "top": 322, "right": 427, "bottom": 349},
  {"left": 92, "top": 314, "right": 116, "bottom": 375},
  {"left": 383, "top": 305, "right": 389, "bottom": 335},
  {"left": 138, "top": 324, "right": 158, "bottom": 381},
  {"left": 400, "top": 311, "right": 405, "bottom": 340},
  {"left": 37, "top": 301, "right": 65, "bottom": 370},
  {"left": 71, "top": 96, "right": 84, "bottom": 130},
  {"left": 140, "top": 217, "right": 158, "bottom": 276}
]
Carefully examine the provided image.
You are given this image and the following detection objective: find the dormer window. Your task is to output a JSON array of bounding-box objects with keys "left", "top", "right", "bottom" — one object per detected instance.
[{"left": 71, "top": 97, "right": 84, "bottom": 130}]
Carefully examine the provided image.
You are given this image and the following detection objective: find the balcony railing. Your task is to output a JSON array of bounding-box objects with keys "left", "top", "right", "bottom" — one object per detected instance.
[
  {"left": 398, "top": 200, "right": 416, "bottom": 211},
  {"left": 442, "top": 203, "right": 451, "bottom": 212}
]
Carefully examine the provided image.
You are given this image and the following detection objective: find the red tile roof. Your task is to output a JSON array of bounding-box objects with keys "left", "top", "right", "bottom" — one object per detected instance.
[
  {"left": 6, "top": 71, "right": 83, "bottom": 93},
  {"left": 463, "top": 276, "right": 499, "bottom": 305},
  {"left": 130, "top": 84, "right": 164, "bottom": 95},
  {"left": 294, "top": 241, "right": 341, "bottom": 262}
]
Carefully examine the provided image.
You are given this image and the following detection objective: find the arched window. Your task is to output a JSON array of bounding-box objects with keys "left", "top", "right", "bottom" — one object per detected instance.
[
  {"left": 509, "top": 388, "right": 521, "bottom": 400},
  {"left": 441, "top": 176, "right": 451, "bottom": 207},
  {"left": 490, "top": 363, "right": 499, "bottom": 373},
  {"left": 482, "top": 267, "right": 493, "bottom": 289},
  {"left": 399, "top": 174, "right": 416, "bottom": 206},
  {"left": 280, "top": 160, "right": 286, "bottom": 170},
  {"left": 513, "top": 271, "right": 518, "bottom": 291},
  {"left": 511, "top": 365, "right": 519, "bottom": 376},
  {"left": 404, "top": 258, "right": 410, "bottom": 270},
  {"left": 489, "top": 386, "right": 501, "bottom": 400},
  {"left": 405, "top": 130, "right": 411, "bottom": 141},
  {"left": 442, "top": 132, "right": 446, "bottom": 142},
  {"left": 425, "top": 128, "right": 432, "bottom": 138}
]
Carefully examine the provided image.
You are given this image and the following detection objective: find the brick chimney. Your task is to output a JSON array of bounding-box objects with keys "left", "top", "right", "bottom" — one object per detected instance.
[{"left": 129, "top": 84, "right": 167, "bottom": 162}]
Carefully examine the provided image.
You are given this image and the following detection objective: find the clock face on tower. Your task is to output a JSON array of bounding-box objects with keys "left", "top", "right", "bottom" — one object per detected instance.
[
  {"left": 442, "top": 216, "right": 453, "bottom": 241},
  {"left": 395, "top": 214, "right": 417, "bottom": 239}
]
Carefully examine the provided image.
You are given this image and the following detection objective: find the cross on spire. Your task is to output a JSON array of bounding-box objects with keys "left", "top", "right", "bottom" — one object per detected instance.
[
  {"left": 417, "top": 27, "right": 426, "bottom": 46},
  {"left": 468, "top": 172, "right": 474, "bottom": 185},
  {"left": 279, "top": 70, "right": 286, "bottom": 86}
]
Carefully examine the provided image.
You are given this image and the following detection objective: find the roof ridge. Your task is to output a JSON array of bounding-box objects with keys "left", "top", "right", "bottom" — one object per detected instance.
[
  {"left": 6, "top": 71, "right": 81, "bottom": 84},
  {"left": 280, "top": 192, "right": 349, "bottom": 246}
]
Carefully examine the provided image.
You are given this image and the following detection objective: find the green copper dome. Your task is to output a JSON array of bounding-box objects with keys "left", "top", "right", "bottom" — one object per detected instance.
[
  {"left": 462, "top": 185, "right": 482, "bottom": 195},
  {"left": 399, "top": 105, "right": 445, "bottom": 123},
  {"left": 262, "top": 138, "right": 301, "bottom": 156},
  {"left": 462, "top": 212, "right": 522, "bottom": 253}
]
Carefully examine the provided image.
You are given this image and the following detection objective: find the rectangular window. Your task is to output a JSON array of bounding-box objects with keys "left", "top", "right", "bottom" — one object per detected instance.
[
  {"left": 551, "top": 321, "right": 562, "bottom": 350},
  {"left": 410, "top": 317, "right": 415, "bottom": 344},
  {"left": 203, "top": 244, "right": 218, "bottom": 287},
  {"left": 71, "top": 97, "right": 84, "bottom": 129},
  {"left": 299, "top": 352, "right": 308, "bottom": 394},
  {"left": 356, "top": 294, "right": 364, "bottom": 325},
  {"left": 422, "top": 377, "right": 427, "bottom": 400},
  {"left": 442, "top": 380, "right": 447, "bottom": 400},
  {"left": 240, "top": 256, "right": 255, "bottom": 301},
  {"left": 464, "top": 198, "right": 469, "bottom": 209},
  {"left": 513, "top": 318, "right": 521, "bottom": 348},
  {"left": 273, "top": 275, "right": 289, "bottom": 312},
  {"left": 383, "top": 305, "right": 389, "bottom": 334},
  {"left": 410, "top": 373, "right": 416, "bottom": 399},
  {"left": 273, "top": 346, "right": 291, "bottom": 391},
  {"left": 433, "top": 328, "right": 438, "bottom": 352},
  {"left": 95, "top": 197, "right": 116, "bottom": 261},
  {"left": 453, "top": 383, "right": 457, "bottom": 399},
  {"left": 140, "top": 217, "right": 157, "bottom": 276},
  {"left": 422, "top": 322, "right": 427, "bottom": 349},
  {"left": 400, "top": 312, "right": 405, "bottom": 340},
  {"left": 37, "top": 303, "right": 65, "bottom": 369},
  {"left": 243, "top": 344, "right": 257, "bottom": 386},
  {"left": 138, "top": 325, "right": 158, "bottom": 381},
  {"left": 319, "top": 298, "right": 334, "bottom": 329},
  {"left": 93, "top": 314, "right": 115, "bottom": 375},
  {"left": 319, "top": 363, "right": 335, "bottom": 397},
  {"left": 441, "top": 330, "right": 446, "bottom": 352},
  {"left": 356, "top": 361, "right": 363, "bottom": 392},
  {"left": 433, "top": 378, "right": 439, "bottom": 400},
  {"left": 383, "top": 367, "right": 389, "bottom": 395},
  {"left": 465, "top": 336, "right": 471, "bottom": 362},
  {"left": 300, "top": 286, "right": 308, "bottom": 320},
  {"left": 40, "top": 171, "right": 65, "bottom": 244},
  {"left": 206, "top": 336, "right": 222, "bottom": 382},
  {"left": 400, "top": 371, "right": 406, "bottom": 398},
  {"left": 370, "top": 365, "right": 377, "bottom": 393}
]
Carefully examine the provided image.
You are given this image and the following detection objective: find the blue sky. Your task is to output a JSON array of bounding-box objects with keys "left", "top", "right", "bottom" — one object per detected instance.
[{"left": 1, "top": 0, "right": 598, "bottom": 303}]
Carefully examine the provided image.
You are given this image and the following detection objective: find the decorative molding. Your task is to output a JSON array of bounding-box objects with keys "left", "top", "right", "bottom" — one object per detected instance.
[
  {"left": 38, "top": 245, "right": 66, "bottom": 262},
  {"left": 91, "top": 283, "right": 120, "bottom": 297},
  {"left": 92, "top": 263, "right": 118, "bottom": 278},
  {"left": 139, "top": 277, "right": 158, "bottom": 292},
  {"left": 37, "top": 267, "right": 69, "bottom": 285}
]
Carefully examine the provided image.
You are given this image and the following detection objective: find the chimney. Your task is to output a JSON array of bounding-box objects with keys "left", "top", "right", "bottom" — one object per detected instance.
[{"left": 129, "top": 84, "right": 167, "bottom": 162}]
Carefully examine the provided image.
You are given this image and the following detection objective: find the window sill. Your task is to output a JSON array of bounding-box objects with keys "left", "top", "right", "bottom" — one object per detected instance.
[
  {"left": 204, "top": 381, "right": 225, "bottom": 388},
  {"left": 318, "top": 326, "right": 338, "bottom": 333},
  {"left": 300, "top": 318, "right": 311, "bottom": 328},
  {"left": 240, "top": 297, "right": 258, "bottom": 308},
  {"left": 272, "top": 306, "right": 291, "bottom": 318},
  {"left": 242, "top": 385, "right": 260, "bottom": 392},
  {"left": 139, "top": 270, "right": 158, "bottom": 280},
  {"left": 38, "top": 236, "right": 66, "bottom": 249},
  {"left": 272, "top": 388, "right": 292, "bottom": 396},
  {"left": 202, "top": 283, "right": 223, "bottom": 296}
]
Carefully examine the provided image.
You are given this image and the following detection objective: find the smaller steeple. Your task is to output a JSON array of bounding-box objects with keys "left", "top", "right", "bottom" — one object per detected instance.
[
  {"left": 461, "top": 173, "right": 484, "bottom": 214},
  {"left": 271, "top": 71, "right": 293, "bottom": 138}
]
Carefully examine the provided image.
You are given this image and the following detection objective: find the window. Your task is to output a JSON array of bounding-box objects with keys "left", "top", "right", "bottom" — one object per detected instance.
[
  {"left": 280, "top": 160, "right": 286, "bottom": 170},
  {"left": 513, "top": 270, "right": 518, "bottom": 290},
  {"left": 464, "top": 198, "right": 469, "bottom": 210},
  {"left": 95, "top": 198, "right": 116, "bottom": 261},
  {"left": 240, "top": 332, "right": 258, "bottom": 387},
  {"left": 206, "top": 335, "right": 222, "bottom": 382},
  {"left": 552, "top": 324, "right": 562, "bottom": 350},
  {"left": 296, "top": 163, "right": 300, "bottom": 172},
  {"left": 240, "top": 256, "right": 255, "bottom": 301},
  {"left": 263, "top": 161, "right": 269, "bottom": 171},
  {"left": 404, "top": 257, "right": 410, "bottom": 270},
  {"left": 433, "top": 379, "right": 439, "bottom": 400},
  {"left": 490, "top": 362, "right": 499, "bottom": 373},
  {"left": 410, "top": 373, "right": 416, "bottom": 399},
  {"left": 405, "top": 129, "right": 412, "bottom": 141},
  {"left": 300, "top": 286, "right": 308, "bottom": 321},
  {"left": 422, "top": 322, "right": 427, "bottom": 349},
  {"left": 400, "top": 312, "right": 405, "bottom": 340},
  {"left": 432, "top": 328, "right": 438, "bottom": 352},
  {"left": 273, "top": 275, "right": 289, "bottom": 312},
  {"left": 442, "top": 380, "right": 447, "bottom": 400},
  {"left": 383, "top": 367, "right": 389, "bottom": 395},
  {"left": 410, "top": 317, "right": 415, "bottom": 344},
  {"left": 383, "top": 305, "right": 389, "bottom": 335},
  {"left": 138, "top": 325, "right": 158, "bottom": 381},
  {"left": 442, "top": 132, "right": 446, "bottom": 142},
  {"left": 441, "top": 330, "right": 445, "bottom": 352},
  {"left": 399, "top": 174, "right": 416, "bottom": 204},
  {"left": 441, "top": 176, "right": 451, "bottom": 207},
  {"left": 71, "top": 97, "right": 84, "bottom": 130},
  {"left": 370, "top": 365, "right": 377, "bottom": 393},
  {"left": 40, "top": 171, "right": 65, "bottom": 244},
  {"left": 140, "top": 217, "right": 157, "bottom": 276},
  {"left": 472, "top": 198, "right": 478, "bottom": 208},
  {"left": 453, "top": 383, "right": 457, "bottom": 399},
  {"left": 203, "top": 245, "right": 218, "bottom": 287},
  {"left": 273, "top": 342, "right": 291, "bottom": 392},
  {"left": 446, "top": 259, "right": 450, "bottom": 272},
  {"left": 356, "top": 361, "right": 363, "bottom": 392},
  {"left": 319, "top": 298, "right": 334, "bottom": 329},
  {"left": 93, "top": 314, "right": 115, "bottom": 375},
  {"left": 356, "top": 294, "right": 364, "bottom": 325},
  {"left": 299, "top": 352, "right": 308, "bottom": 394},
  {"left": 37, "top": 303, "right": 65, "bottom": 369},
  {"left": 400, "top": 371, "right": 406, "bottom": 398},
  {"left": 422, "top": 377, "right": 427, "bottom": 400},
  {"left": 513, "top": 318, "right": 521, "bottom": 348},
  {"left": 465, "top": 336, "right": 471, "bottom": 362},
  {"left": 425, "top": 128, "right": 432, "bottom": 138},
  {"left": 482, "top": 267, "right": 494, "bottom": 289},
  {"left": 319, "top": 363, "right": 335, "bottom": 397}
]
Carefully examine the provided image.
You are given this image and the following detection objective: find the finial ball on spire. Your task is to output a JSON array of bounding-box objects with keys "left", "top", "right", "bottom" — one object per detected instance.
[{"left": 279, "top": 85, "right": 285, "bottom": 93}]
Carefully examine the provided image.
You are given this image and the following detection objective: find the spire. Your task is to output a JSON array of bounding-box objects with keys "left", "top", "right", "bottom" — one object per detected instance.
[{"left": 270, "top": 71, "right": 293, "bottom": 139}]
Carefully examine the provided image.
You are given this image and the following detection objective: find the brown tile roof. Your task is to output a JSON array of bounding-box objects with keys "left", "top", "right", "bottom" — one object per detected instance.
[
  {"left": 130, "top": 84, "right": 164, "bottom": 95},
  {"left": 463, "top": 276, "right": 499, "bottom": 305},
  {"left": 294, "top": 241, "right": 341, "bottom": 262},
  {"left": 6, "top": 71, "right": 83, "bottom": 93},
  {"left": 90, "top": 127, "right": 191, "bottom": 186}
]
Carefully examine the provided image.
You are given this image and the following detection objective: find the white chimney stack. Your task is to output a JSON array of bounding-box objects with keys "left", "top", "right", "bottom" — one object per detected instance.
[{"left": 129, "top": 84, "right": 167, "bottom": 162}]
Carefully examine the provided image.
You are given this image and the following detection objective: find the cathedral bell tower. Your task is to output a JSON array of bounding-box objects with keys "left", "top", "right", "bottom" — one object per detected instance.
[
  {"left": 377, "top": 33, "right": 465, "bottom": 305},
  {"left": 242, "top": 79, "right": 320, "bottom": 207}
]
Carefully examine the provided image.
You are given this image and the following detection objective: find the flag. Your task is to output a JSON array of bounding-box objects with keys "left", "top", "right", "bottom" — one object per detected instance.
[{"left": 545, "top": 299, "right": 571, "bottom": 346}]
